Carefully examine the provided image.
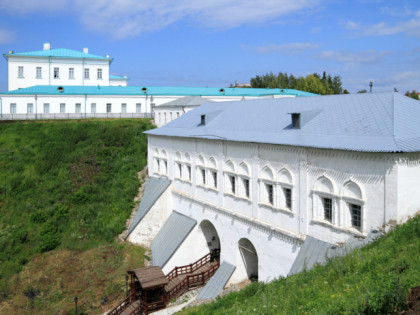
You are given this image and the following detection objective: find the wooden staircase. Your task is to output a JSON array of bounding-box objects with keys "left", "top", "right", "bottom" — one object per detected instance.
[{"left": 108, "top": 250, "right": 220, "bottom": 315}]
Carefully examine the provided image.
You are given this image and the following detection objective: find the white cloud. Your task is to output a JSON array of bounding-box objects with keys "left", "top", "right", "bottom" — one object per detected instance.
[
  {"left": 0, "top": 0, "right": 321, "bottom": 39},
  {"left": 319, "top": 49, "right": 388, "bottom": 65},
  {"left": 244, "top": 42, "right": 319, "bottom": 55},
  {"left": 346, "top": 18, "right": 420, "bottom": 38},
  {"left": 380, "top": 6, "right": 412, "bottom": 17},
  {"left": 0, "top": 29, "right": 14, "bottom": 44}
]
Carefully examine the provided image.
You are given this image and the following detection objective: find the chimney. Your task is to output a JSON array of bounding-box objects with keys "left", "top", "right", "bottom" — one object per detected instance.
[
  {"left": 201, "top": 114, "right": 206, "bottom": 126},
  {"left": 83, "top": 47, "right": 89, "bottom": 53},
  {"left": 291, "top": 113, "right": 301, "bottom": 129},
  {"left": 106, "top": 54, "right": 110, "bottom": 58},
  {"left": 43, "top": 43, "right": 51, "bottom": 50}
]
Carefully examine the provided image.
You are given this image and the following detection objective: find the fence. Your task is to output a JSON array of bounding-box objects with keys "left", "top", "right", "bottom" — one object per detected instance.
[{"left": 0, "top": 113, "right": 154, "bottom": 120}]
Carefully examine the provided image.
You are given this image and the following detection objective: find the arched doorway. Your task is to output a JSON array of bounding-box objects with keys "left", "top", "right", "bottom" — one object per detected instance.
[
  {"left": 199, "top": 220, "right": 221, "bottom": 253},
  {"left": 238, "top": 238, "right": 258, "bottom": 281}
]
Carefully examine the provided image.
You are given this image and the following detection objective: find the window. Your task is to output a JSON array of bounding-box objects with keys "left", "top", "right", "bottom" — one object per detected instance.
[
  {"left": 43, "top": 103, "right": 50, "bottom": 114},
  {"left": 36, "top": 67, "right": 42, "bottom": 79},
  {"left": 211, "top": 170, "right": 217, "bottom": 189},
  {"left": 10, "top": 103, "right": 16, "bottom": 114},
  {"left": 164, "top": 113, "right": 167, "bottom": 123},
  {"left": 69, "top": 68, "right": 74, "bottom": 79},
  {"left": 283, "top": 187, "right": 292, "bottom": 209},
  {"left": 97, "top": 68, "right": 102, "bottom": 79},
  {"left": 186, "top": 165, "right": 191, "bottom": 181},
  {"left": 243, "top": 178, "right": 250, "bottom": 198},
  {"left": 75, "top": 103, "right": 81, "bottom": 113},
  {"left": 200, "top": 168, "right": 206, "bottom": 185},
  {"left": 60, "top": 103, "right": 66, "bottom": 113},
  {"left": 350, "top": 204, "right": 362, "bottom": 231},
  {"left": 176, "top": 162, "right": 182, "bottom": 179},
  {"left": 322, "top": 197, "right": 333, "bottom": 223},
  {"left": 170, "top": 112, "right": 173, "bottom": 121},
  {"left": 229, "top": 175, "right": 236, "bottom": 194},
  {"left": 136, "top": 103, "right": 141, "bottom": 113},
  {"left": 266, "top": 183, "right": 274, "bottom": 205},
  {"left": 18, "top": 66, "right": 24, "bottom": 78},
  {"left": 27, "top": 103, "right": 33, "bottom": 114},
  {"left": 177, "top": 112, "right": 180, "bottom": 118},
  {"left": 54, "top": 67, "right": 59, "bottom": 79},
  {"left": 91, "top": 103, "right": 96, "bottom": 113},
  {"left": 84, "top": 68, "right": 90, "bottom": 79},
  {"left": 106, "top": 103, "right": 111, "bottom": 113},
  {"left": 121, "top": 103, "right": 127, "bottom": 113}
]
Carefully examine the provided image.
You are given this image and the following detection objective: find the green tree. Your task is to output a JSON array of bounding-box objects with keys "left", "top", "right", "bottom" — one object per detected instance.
[
  {"left": 405, "top": 90, "right": 419, "bottom": 100},
  {"left": 304, "top": 75, "right": 326, "bottom": 94},
  {"left": 357, "top": 89, "right": 368, "bottom": 93}
]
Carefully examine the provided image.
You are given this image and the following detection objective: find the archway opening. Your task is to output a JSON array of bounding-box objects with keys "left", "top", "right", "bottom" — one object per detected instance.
[
  {"left": 199, "top": 220, "right": 221, "bottom": 261},
  {"left": 238, "top": 238, "right": 258, "bottom": 281}
]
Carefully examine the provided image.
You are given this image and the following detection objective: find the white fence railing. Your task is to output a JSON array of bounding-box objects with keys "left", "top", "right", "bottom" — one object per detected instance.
[{"left": 0, "top": 113, "right": 154, "bottom": 120}]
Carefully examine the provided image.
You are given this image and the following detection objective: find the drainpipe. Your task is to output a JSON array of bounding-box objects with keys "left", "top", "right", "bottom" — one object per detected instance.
[
  {"left": 82, "top": 58, "right": 85, "bottom": 86},
  {"left": 84, "top": 94, "right": 87, "bottom": 118},
  {"left": 48, "top": 57, "right": 51, "bottom": 85},
  {"left": 0, "top": 96, "right": 2, "bottom": 118}
]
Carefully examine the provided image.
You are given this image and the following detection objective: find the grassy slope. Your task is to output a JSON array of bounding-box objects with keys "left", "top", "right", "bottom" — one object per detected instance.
[
  {"left": 181, "top": 215, "right": 420, "bottom": 314},
  {"left": 0, "top": 119, "right": 154, "bottom": 314}
]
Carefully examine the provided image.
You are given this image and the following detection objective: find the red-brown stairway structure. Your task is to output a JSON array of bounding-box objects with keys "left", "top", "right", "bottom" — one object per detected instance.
[{"left": 108, "top": 249, "right": 220, "bottom": 315}]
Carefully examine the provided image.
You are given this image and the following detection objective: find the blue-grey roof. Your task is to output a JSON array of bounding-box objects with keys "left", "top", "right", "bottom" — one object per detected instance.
[
  {"left": 151, "top": 211, "right": 197, "bottom": 268},
  {"left": 146, "top": 92, "right": 420, "bottom": 153},
  {"left": 157, "top": 96, "right": 214, "bottom": 108},
  {"left": 288, "top": 230, "right": 382, "bottom": 276},
  {"left": 0, "top": 85, "right": 316, "bottom": 97},
  {"left": 197, "top": 261, "right": 236, "bottom": 300},
  {"left": 109, "top": 75, "right": 127, "bottom": 80},
  {"left": 125, "top": 177, "right": 171, "bottom": 239},
  {"left": 4, "top": 48, "right": 111, "bottom": 61}
]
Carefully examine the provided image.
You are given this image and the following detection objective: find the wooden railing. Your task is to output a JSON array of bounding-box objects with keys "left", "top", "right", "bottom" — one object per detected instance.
[
  {"left": 166, "top": 260, "right": 219, "bottom": 301},
  {"left": 166, "top": 249, "right": 220, "bottom": 282},
  {"left": 107, "top": 291, "right": 135, "bottom": 315}
]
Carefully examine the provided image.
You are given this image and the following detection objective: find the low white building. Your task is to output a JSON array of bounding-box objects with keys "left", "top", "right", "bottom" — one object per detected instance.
[
  {"left": 126, "top": 92, "right": 420, "bottom": 285},
  {"left": 1, "top": 43, "right": 316, "bottom": 120}
]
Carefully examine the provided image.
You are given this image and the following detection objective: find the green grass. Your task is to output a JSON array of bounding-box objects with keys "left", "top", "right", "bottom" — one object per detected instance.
[
  {"left": 0, "top": 119, "right": 154, "bottom": 300},
  {"left": 180, "top": 215, "right": 420, "bottom": 314}
]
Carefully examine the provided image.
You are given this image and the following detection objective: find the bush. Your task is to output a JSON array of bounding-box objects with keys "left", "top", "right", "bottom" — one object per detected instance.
[{"left": 39, "top": 221, "right": 61, "bottom": 252}]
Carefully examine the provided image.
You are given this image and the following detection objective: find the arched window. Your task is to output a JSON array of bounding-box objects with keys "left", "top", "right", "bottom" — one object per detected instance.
[
  {"left": 208, "top": 157, "right": 218, "bottom": 189},
  {"left": 342, "top": 181, "right": 364, "bottom": 232},
  {"left": 278, "top": 168, "right": 293, "bottom": 211},
  {"left": 174, "top": 152, "right": 182, "bottom": 179},
  {"left": 224, "top": 160, "right": 237, "bottom": 195},
  {"left": 153, "top": 148, "right": 160, "bottom": 175},
  {"left": 238, "top": 162, "right": 251, "bottom": 199},
  {"left": 184, "top": 153, "right": 192, "bottom": 181},
  {"left": 313, "top": 176, "right": 337, "bottom": 224},
  {"left": 160, "top": 149, "right": 168, "bottom": 175},
  {"left": 259, "top": 166, "right": 275, "bottom": 206},
  {"left": 197, "top": 154, "right": 206, "bottom": 186}
]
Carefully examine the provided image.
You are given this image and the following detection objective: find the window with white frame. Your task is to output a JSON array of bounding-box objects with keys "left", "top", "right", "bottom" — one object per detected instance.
[
  {"left": 277, "top": 168, "right": 293, "bottom": 211},
  {"left": 97, "top": 68, "right": 102, "bottom": 79},
  {"left": 43, "top": 103, "right": 50, "bottom": 114},
  {"left": 283, "top": 187, "right": 292, "bottom": 210},
  {"left": 153, "top": 148, "right": 168, "bottom": 176},
  {"left": 106, "top": 103, "right": 111, "bottom": 113},
  {"left": 208, "top": 157, "right": 218, "bottom": 189},
  {"left": 36, "top": 67, "right": 42, "bottom": 79},
  {"left": 200, "top": 168, "right": 206, "bottom": 185},
  {"left": 91, "top": 103, "right": 96, "bottom": 113},
  {"left": 259, "top": 166, "right": 276, "bottom": 207},
  {"left": 342, "top": 181, "right": 364, "bottom": 232},
  {"left": 136, "top": 103, "right": 141, "bottom": 113},
  {"left": 238, "top": 162, "right": 251, "bottom": 200},
  {"left": 18, "top": 66, "right": 24, "bottom": 78},
  {"left": 75, "top": 103, "right": 81, "bottom": 113},
  {"left": 175, "top": 161, "right": 182, "bottom": 179},
  {"left": 27, "top": 103, "right": 33, "bottom": 114},
  {"left": 313, "top": 176, "right": 337, "bottom": 225},
  {"left": 224, "top": 160, "right": 237, "bottom": 196},
  {"left": 229, "top": 175, "right": 236, "bottom": 194},
  {"left": 69, "top": 68, "right": 74, "bottom": 79},
  {"left": 210, "top": 170, "right": 218, "bottom": 189},
  {"left": 10, "top": 103, "right": 16, "bottom": 114},
  {"left": 196, "top": 155, "right": 206, "bottom": 186},
  {"left": 186, "top": 164, "right": 191, "bottom": 181},
  {"left": 53, "top": 67, "right": 59, "bottom": 79},
  {"left": 84, "top": 68, "right": 90, "bottom": 79},
  {"left": 121, "top": 103, "right": 127, "bottom": 113},
  {"left": 60, "top": 103, "right": 66, "bottom": 113}
]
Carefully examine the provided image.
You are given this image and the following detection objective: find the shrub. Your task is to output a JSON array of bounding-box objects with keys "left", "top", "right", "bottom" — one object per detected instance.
[{"left": 39, "top": 221, "right": 61, "bottom": 252}]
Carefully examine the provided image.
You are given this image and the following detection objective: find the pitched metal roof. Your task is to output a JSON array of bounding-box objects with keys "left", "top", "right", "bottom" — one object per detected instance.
[
  {"left": 109, "top": 75, "right": 127, "bottom": 80},
  {"left": 125, "top": 177, "right": 171, "bottom": 239},
  {"left": 156, "top": 96, "right": 214, "bottom": 108},
  {"left": 146, "top": 92, "right": 420, "bottom": 153},
  {"left": 288, "top": 230, "right": 382, "bottom": 276},
  {"left": 4, "top": 48, "right": 111, "bottom": 60},
  {"left": 0, "top": 85, "right": 316, "bottom": 97},
  {"left": 151, "top": 211, "right": 197, "bottom": 268},
  {"left": 197, "top": 261, "right": 236, "bottom": 300}
]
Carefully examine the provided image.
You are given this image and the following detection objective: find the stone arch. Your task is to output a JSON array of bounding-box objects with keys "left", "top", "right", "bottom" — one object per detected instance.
[
  {"left": 342, "top": 180, "right": 363, "bottom": 200},
  {"left": 225, "top": 160, "right": 236, "bottom": 173},
  {"left": 315, "top": 175, "right": 335, "bottom": 194},
  {"left": 239, "top": 162, "right": 250, "bottom": 177},
  {"left": 238, "top": 238, "right": 259, "bottom": 281},
  {"left": 199, "top": 220, "right": 221, "bottom": 252},
  {"left": 278, "top": 168, "right": 293, "bottom": 184},
  {"left": 261, "top": 166, "right": 274, "bottom": 181}
]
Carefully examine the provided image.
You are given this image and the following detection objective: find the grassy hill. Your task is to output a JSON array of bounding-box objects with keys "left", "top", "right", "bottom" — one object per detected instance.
[
  {"left": 180, "top": 215, "right": 420, "bottom": 314},
  {"left": 0, "top": 119, "right": 154, "bottom": 314}
]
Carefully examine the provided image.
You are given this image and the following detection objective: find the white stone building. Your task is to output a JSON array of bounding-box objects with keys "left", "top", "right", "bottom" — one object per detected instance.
[
  {"left": 0, "top": 43, "right": 315, "bottom": 120},
  {"left": 126, "top": 92, "right": 420, "bottom": 285}
]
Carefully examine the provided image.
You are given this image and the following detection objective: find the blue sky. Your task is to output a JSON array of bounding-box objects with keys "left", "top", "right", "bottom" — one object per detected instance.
[{"left": 0, "top": 0, "right": 419, "bottom": 93}]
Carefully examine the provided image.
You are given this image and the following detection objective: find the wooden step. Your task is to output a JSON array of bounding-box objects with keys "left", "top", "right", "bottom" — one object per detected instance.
[{"left": 120, "top": 300, "right": 140, "bottom": 315}]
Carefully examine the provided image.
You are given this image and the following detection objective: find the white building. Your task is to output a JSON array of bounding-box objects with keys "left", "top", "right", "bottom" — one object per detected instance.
[
  {"left": 0, "top": 43, "right": 316, "bottom": 120},
  {"left": 126, "top": 92, "right": 420, "bottom": 285}
]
